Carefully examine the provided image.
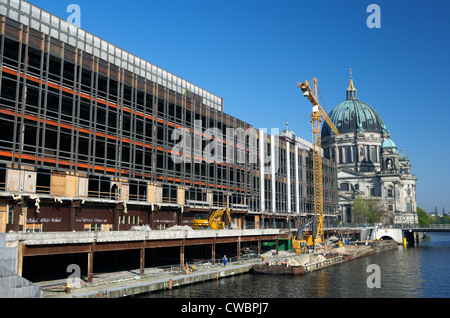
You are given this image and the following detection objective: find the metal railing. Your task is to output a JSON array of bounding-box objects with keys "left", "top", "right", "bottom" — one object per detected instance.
[
  {"left": 144, "top": 254, "right": 263, "bottom": 277},
  {"left": 395, "top": 224, "right": 450, "bottom": 230}
]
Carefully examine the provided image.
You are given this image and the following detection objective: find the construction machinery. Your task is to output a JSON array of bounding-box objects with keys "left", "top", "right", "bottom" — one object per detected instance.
[
  {"left": 293, "top": 78, "right": 340, "bottom": 250},
  {"left": 292, "top": 216, "right": 314, "bottom": 253},
  {"left": 192, "top": 207, "right": 232, "bottom": 230}
]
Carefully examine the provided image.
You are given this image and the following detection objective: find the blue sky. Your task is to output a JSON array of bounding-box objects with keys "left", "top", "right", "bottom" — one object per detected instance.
[{"left": 29, "top": 0, "right": 450, "bottom": 213}]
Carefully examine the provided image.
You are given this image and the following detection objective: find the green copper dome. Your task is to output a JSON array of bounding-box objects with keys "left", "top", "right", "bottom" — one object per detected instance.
[
  {"left": 399, "top": 153, "right": 409, "bottom": 161},
  {"left": 381, "top": 138, "right": 397, "bottom": 149},
  {"left": 322, "top": 74, "right": 388, "bottom": 139}
]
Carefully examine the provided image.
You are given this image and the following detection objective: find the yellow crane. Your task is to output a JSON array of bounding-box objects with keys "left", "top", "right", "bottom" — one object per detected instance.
[
  {"left": 297, "top": 78, "right": 339, "bottom": 247},
  {"left": 192, "top": 207, "right": 232, "bottom": 230}
]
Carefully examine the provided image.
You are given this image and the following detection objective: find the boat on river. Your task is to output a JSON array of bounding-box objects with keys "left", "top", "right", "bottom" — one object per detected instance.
[{"left": 253, "top": 243, "right": 378, "bottom": 276}]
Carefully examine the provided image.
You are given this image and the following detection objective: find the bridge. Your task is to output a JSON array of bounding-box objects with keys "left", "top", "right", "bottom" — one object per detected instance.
[
  {"left": 371, "top": 224, "right": 450, "bottom": 245},
  {"left": 324, "top": 224, "right": 450, "bottom": 245}
]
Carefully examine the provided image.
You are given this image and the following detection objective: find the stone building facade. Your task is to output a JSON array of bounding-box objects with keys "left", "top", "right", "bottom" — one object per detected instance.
[{"left": 321, "top": 73, "right": 418, "bottom": 225}]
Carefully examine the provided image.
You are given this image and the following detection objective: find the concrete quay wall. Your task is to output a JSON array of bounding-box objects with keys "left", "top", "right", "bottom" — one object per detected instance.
[
  {"left": 5, "top": 229, "right": 281, "bottom": 246},
  {"left": 49, "top": 263, "right": 254, "bottom": 298}
]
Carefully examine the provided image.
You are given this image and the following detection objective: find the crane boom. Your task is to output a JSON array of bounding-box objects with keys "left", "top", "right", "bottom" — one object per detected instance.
[{"left": 298, "top": 78, "right": 339, "bottom": 246}]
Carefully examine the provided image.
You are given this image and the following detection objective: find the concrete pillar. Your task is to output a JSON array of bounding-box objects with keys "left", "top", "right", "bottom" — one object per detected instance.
[
  {"left": 271, "top": 135, "right": 276, "bottom": 213},
  {"left": 212, "top": 238, "right": 216, "bottom": 265},
  {"left": 259, "top": 130, "right": 265, "bottom": 212},
  {"left": 295, "top": 146, "right": 300, "bottom": 214},
  {"left": 333, "top": 146, "right": 337, "bottom": 163},
  {"left": 237, "top": 237, "right": 241, "bottom": 260},
  {"left": 17, "top": 242, "right": 24, "bottom": 276},
  {"left": 140, "top": 245, "right": 146, "bottom": 276},
  {"left": 286, "top": 141, "right": 291, "bottom": 213},
  {"left": 87, "top": 245, "right": 94, "bottom": 284},
  {"left": 180, "top": 239, "right": 185, "bottom": 268},
  {"left": 350, "top": 146, "right": 354, "bottom": 163}
]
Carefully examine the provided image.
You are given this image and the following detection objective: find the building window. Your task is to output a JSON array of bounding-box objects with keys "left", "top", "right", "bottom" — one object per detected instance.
[
  {"left": 7, "top": 205, "right": 14, "bottom": 224},
  {"left": 340, "top": 183, "right": 350, "bottom": 191},
  {"left": 26, "top": 223, "right": 42, "bottom": 233},
  {"left": 389, "top": 205, "right": 393, "bottom": 211},
  {"left": 119, "top": 215, "right": 139, "bottom": 225},
  {"left": 84, "top": 224, "right": 102, "bottom": 232},
  {"left": 387, "top": 188, "right": 393, "bottom": 197},
  {"left": 157, "top": 224, "right": 167, "bottom": 230}
]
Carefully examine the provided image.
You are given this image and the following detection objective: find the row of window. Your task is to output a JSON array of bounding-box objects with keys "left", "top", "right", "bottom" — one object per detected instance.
[{"left": 0, "top": 21, "right": 338, "bottom": 215}]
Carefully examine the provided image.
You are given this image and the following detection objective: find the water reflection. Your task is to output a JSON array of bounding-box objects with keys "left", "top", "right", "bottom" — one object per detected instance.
[
  {"left": 312, "top": 270, "right": 329, "bottom": 298},
  {"left": 144, "top": 234, "right": 450, "bottom": 298}
]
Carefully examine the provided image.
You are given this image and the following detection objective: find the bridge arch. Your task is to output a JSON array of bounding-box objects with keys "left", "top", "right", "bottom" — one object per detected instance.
[{"left": 375, "top": 228, "right": 403, "bottom": 244}]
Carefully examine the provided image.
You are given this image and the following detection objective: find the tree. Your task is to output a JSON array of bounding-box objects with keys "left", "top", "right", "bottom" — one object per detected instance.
[
  {"left": 351, "top": 197, "right": 367, "bottom": 224},
  {"left": 440, "top": 214, "right": 450, "bottom": 225},
  {"left": 417, "top": 207, "right": 430, "bottom": 226},
  {"left": 351, "top": 197, "right": 391, "bottom": 224}
]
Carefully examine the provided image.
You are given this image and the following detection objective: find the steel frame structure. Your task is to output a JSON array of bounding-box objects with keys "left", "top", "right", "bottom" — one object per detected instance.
[{"left": 0, "top": 0, "right": 339, "bottom": 233}]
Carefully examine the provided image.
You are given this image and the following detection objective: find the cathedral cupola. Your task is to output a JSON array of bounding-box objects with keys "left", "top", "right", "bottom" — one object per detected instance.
[{"left": 346, "top": 69, "right": 357, "bottom": 100}]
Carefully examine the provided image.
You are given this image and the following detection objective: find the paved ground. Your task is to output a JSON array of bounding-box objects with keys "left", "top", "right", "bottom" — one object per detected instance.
[{"left": 36, "top": 251, "right": 297, "bottom": 298}]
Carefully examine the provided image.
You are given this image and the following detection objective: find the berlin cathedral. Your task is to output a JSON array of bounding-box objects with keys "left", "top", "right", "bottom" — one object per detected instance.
[{"left": 321, "top": 72, "right": 418, "bottom": 225}]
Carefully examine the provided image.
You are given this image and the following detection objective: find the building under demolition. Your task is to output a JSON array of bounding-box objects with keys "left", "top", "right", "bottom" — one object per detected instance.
[{"left": 0, "top": 0, "right": 339, "bottom": 234}]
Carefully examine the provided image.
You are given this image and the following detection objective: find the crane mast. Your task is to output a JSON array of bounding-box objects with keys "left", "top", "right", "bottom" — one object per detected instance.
[{"left": 298, "top": 78, "right": 339, "bottom": 246}]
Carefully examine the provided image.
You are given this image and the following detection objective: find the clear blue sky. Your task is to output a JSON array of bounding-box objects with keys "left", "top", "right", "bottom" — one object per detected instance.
[{"left": 29, "top": 0, "right": 450, "bottom": 213}]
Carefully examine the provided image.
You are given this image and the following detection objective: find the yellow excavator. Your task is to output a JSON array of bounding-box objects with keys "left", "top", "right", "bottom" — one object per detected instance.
[
  {"left": 192, "top": 207, "right": 232, "bottom": 230},
  {"left": 292, "top": 78, "right": 340, "bottom": 252},
  {"left": 292, "top": 216, "right": 315, "bottom": 254}
]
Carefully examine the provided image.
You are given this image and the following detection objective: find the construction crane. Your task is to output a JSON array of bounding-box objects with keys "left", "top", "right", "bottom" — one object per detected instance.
[
  {"left": 297, "top": 78, "right": 339, "bottom": 247},
  {"left": 192, "top": 207, "right": 232, "bottom": 230}
]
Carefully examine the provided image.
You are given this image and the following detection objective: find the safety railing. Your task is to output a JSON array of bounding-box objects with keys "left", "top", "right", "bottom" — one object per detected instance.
[{"left": 146, "top": 254, "right": 262, "bottom": 277}]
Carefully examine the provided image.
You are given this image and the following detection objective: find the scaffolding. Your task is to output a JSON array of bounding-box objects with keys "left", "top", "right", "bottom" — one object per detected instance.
[{"left": 0, "top": 4, "right": 339, "bottom": 233}]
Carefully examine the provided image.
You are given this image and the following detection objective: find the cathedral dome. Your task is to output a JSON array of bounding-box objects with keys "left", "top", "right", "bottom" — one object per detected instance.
[
  {"left": 322, "top": 73, "right": 388, "bottom": 139},
  {"left": 381, "top": 138, "right": 397, "bottom": 149},
  {"left": 399, "top": 153, "right": 409, "bottom": 161}
]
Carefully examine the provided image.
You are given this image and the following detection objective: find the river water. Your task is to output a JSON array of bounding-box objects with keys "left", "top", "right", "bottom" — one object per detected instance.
[{"left": 144, "top": 233, "right": 450, "bottom": 298}]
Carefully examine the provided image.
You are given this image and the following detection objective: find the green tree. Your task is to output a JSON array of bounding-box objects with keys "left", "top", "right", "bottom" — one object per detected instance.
[
  {"left": 417, "top": 207, "right": 430, "bottom": 226},
  {"left": 430, "top": 214, "right": 439, "bottom": 224},
  {"left": 351, "top": 197, "right": 390, "bottom": 224},
  {"left": 352, "top": 197, "right": 367, "bottom": 224},
  {"left": 441, "top": 214, "right": 450, "bottom": 224}
]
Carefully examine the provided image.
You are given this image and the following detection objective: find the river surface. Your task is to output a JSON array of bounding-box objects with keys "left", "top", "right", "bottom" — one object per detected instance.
[{"left": 144, "top": 233, "right": 450, "bottom": 298}]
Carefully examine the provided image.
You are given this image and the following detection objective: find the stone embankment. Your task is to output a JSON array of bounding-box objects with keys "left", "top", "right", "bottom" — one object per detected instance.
[{"left": 40, "top": 240, "right": 398, "bottom": 298}]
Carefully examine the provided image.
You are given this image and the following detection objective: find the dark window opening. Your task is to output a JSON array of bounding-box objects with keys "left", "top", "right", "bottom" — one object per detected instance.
[
  {"left": 162, "top": 185, "right": 177, "bottom": 203},
  {"left": 88, "top": 175, "right": 111, "bottom": 199},
  {"left": 36, "top": 168, "right": 51, "bottom": 194},
  {"left": 129, "top": 180, "right": 147, "bottom": 201}
]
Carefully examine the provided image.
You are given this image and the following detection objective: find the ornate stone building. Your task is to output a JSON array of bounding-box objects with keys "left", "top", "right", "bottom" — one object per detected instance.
[{"left": 321, "top": 72, "right": 418, "bottom": 225}]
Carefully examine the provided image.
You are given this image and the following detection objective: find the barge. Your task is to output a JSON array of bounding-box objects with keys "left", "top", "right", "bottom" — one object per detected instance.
[{"left": 253, "top": 241, "right": 397, "bottom": 275}]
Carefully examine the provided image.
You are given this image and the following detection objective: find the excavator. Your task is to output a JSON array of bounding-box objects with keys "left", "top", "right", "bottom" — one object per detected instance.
[
  {"left": 292, "top": 216, "right": 315, "bottom": 254},
  {"left": 192, "top": 207, "right": 232, "bottom": 230},
  {"left": 292, "top": 78, "right": 340, "bottom": 253}
]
